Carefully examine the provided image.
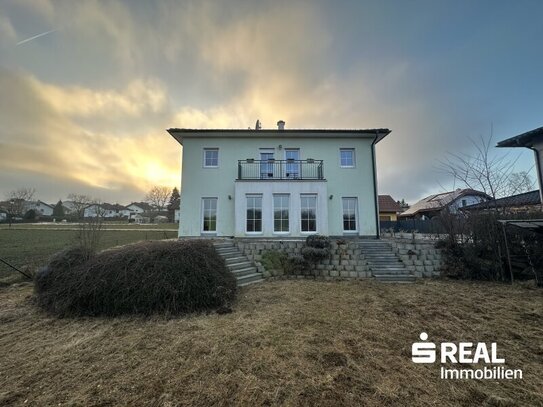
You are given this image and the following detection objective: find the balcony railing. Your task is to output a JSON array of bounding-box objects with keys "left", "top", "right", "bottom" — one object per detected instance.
[{"left": 237, "top": 159, "right": 324, "bottom": 180}]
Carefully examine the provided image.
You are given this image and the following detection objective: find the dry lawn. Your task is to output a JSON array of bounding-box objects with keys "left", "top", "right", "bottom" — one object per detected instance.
[{"left": 0, "top": 279, "right": 542, "bottom": 406}]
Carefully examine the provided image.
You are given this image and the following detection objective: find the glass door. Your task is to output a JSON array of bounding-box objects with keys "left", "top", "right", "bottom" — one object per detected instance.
[
  {"left": 285, "top": 149, "right": 300, "bottom": 179},
  {"left": 260, "top": 149, "right": 275, "bottom": 179}
]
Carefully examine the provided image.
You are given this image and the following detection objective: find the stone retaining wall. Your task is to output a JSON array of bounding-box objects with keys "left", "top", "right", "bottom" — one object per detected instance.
[
  {"left": 233, "top": 238, "right": 444, "bottom": 279},
  {"left": 235, "top": 240, "right": 372, "bottom": 279},
  {"left": 383, "top": 238, "right": 443, "bottom": 277}
]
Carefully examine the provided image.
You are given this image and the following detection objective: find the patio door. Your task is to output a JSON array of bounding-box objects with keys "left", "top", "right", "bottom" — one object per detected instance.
[
  {"left": 260, "top": 149, "right": 275, "bottom": 179},
  {"left": 285, "top": 149, "right": 300, "bottom": 179}
]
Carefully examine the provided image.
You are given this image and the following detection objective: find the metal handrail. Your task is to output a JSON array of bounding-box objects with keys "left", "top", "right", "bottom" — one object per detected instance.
[{"left": 237, "top": 159, "right": 324, "bottom": 180}]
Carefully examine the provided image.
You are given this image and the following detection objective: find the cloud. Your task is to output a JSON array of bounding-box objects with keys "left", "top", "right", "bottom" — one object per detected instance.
[
  {"left": 0, "top": 12, "right": 16, "bottom": 44},
  {"left": 0, "top": 68, "right": 180, "bottom": 201}
]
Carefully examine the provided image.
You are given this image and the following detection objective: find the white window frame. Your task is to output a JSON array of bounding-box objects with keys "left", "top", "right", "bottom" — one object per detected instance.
[
  {"left": 201, "top": 197, "right": 218, "bottom": 234},
  {"left": 273, "top": 194, "right": 290, "bottom": 234},
  {"left": 300, "top": 194, "right": 318, "bottom": 234},
  {"left": 342, "top": 197, "right": 358, "bottom": 233},
  {"left": 284, "top": 148, "right": 301, "bottom": 179},
  {"left": 339, "top": 148, "right": 356, "bottom": 168},
  {"left": 245, "top": 194, "right": 263, "bottom": 234},
  {"left": 203, "top": 148, "right": 219, "bottom": 168}
]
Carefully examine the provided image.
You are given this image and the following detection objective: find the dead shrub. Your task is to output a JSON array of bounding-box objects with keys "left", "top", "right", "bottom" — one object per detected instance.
[{"left": 34, "top": 240, "right": 237, "bottom": 316}]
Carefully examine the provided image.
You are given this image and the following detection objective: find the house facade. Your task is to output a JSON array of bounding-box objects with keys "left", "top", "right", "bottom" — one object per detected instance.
[
  {"left": 84, "top": 203, "right": 130, "bottom": 218},
  {"left": 399, "top": 189, "right": 490, "bottom": 219},
  {"left": 169, "top": 124, "right": 390, "bottom": 238},
  {"left": 497, "top": 126, "right": 543, "bottom": 206},
  {"left": 23, "top": 200, "right": 54, "bottom": 216},
  {"left": 378, "top": 195, "right": 401, "bottom": 221}
]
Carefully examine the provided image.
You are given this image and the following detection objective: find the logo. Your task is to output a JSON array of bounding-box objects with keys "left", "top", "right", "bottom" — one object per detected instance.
[{"left": 411, "top": 332, "right": 522, "bottom": 380}]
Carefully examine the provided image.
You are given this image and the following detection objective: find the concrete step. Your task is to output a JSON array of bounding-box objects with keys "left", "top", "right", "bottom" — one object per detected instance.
[
  {"left": 237, "top": 273, "right": 265, "bottom": 286},
  {"left": 364, "top": 256, "right": 400, "bottom": 261},
  {"left": 213, "top": 243, "right": 264, "bottom": 286},
  {"left": 373, "top": 274, "right": 416, "bottom": 283},
  {"left": 231, "top": 267, "right": 258, "bottom": 277},
  {"left": 227, "top": 261, "right": 253, "bottom": 270},
  {"left": 225, "top": 256, "right": 247, "bottom": 264},
  {"left": 216, "top": 249, "right": 239, "bottom": 256}
]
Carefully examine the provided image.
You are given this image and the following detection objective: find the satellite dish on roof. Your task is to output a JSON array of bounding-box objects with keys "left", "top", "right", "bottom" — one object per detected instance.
[{"left": 255, "top": 119, "right": 261, "bottom": 130}]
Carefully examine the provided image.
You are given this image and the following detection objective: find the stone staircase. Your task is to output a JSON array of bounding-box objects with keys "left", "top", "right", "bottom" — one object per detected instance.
[
  {"left": 358, "top": 240, "right": 415, "bottom": 283},
  {"left": 212, "top": 241, "right": 264, "bottom": 287}
]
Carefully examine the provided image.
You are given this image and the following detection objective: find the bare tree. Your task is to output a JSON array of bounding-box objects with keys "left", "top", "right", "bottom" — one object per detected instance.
[
  {"left": 66, "top": 193, "right": 94, "bottom": 220},
  {"left": 503, "top": 171, "right": 534, "bottom": 197},
  {"left": 5, "top": 188, "right": 35, "bottom": 216},
  {"left": 144, "top": 186, "right": 171, "bottom": 210},
  {"left": 438, "top": 134, "right": 521, "bottom": 200},
  {"left": 76, "top": 202, "right": 105, "bottom": 259}
]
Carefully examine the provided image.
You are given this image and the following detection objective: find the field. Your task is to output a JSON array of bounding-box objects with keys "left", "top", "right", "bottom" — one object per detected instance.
[
  {"left": 0, "top": 224, "right": 178, "bottom": 284},
  {"left": 1, "top": 279, "right": 542, "bottom": 406}
]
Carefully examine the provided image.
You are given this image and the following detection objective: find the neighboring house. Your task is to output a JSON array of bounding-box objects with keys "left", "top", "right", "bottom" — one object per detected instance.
[
  {"left": 126, "top": 202, "right": 156, "bottom": 214},
  {"left": 0, "top": 209, "right": 7, "bottom": 221},
  {"left": 399, "top": 189, "right": 490, "bottom": 220},
  {"left": 23, "top": 200, "right": 54, "bottom": 216},
  {"left": 497, "top": 127, "right": 543, "bottom": 206},
  {"left": 378, "top": 195, "right": 401, "bottom": 221},
  {"left": 61, "top": 200, "right": 79, "bottom": 215},
  {"left": 126, "top": 202, "right": 156, "bottom": 220},
  {"left": 133, "top": 213, "right": 150, "bottom": 224},
  {"left": 462, "top": 190, "right": 541, "bottom": 214},
  {"left": 174, "top": 209, "right": 180, "bottom": 223},
  {"left": 84, "top": 203, "right": 129, "bottom": 218},
  {"left": 168, "top": 122, "right": 390, "bottom": 238}
]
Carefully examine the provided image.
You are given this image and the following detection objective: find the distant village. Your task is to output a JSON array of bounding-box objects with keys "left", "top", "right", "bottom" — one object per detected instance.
[{"left": 0, "top": 187, "right": 180, "bottom": 224}]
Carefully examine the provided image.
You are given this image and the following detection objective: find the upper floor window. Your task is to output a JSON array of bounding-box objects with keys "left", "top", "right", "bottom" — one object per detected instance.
[
  {"left": 203, "top": 148, "right": 219, "bottom": 168},
  {"left": 340, "top": 148, "right": 355, "bottom": 168}
]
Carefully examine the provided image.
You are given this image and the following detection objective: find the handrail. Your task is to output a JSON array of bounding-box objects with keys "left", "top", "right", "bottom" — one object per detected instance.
[{"left": 237, "top": 159, "right": 324, "bottom": 180}]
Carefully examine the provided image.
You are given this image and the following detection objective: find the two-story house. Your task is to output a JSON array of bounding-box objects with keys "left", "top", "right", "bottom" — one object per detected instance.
[{"left": 168, "top": 122, "right": 390, "bottom": 238}]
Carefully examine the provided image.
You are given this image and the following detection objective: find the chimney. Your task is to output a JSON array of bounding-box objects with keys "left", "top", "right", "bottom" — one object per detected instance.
[{"left": 277, "top": 120, "right": 285, "bottom": 130}]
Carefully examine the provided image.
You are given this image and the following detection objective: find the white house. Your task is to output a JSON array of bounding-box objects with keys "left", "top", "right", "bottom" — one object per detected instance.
[
  {"left": 497, "top": 126, "right": 543, "bottom": 206},
  {"left": 168, "top": 122, "right": 390, "bottom": 238},
  {"left": 399, "top": 189, "right": 491, "bottom": 220},
  {"left": 23, "top": 200, "right": 54, "bottom": 216},
  {"left": 84, "top": 203, "right": 130, "bottom": 218},
  {"left": 126, "top": 202, "right": 155, "bottom": 214}
]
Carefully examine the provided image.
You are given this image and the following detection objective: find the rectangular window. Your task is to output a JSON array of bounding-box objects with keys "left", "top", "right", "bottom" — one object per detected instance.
[
  {"left": 300, "top": 195, "right": 317, "bottom": 232},
  {"left": 202, "top": 198, "right": 217, "bottom": 232},
  {"left": 340, "top": 148, "right": 355, "bottom": 168},
  {"left": 246, "top": 195, "right": 263, "bottom": 233},
  {"left": 273, "top": 194, "right": 290, "bottom": 232},
  {"left": 342, "top": 197, "right": 358, "bottom": 232},
  {"left": 203, "top": 148, "right": 219, "bottom": 167}
]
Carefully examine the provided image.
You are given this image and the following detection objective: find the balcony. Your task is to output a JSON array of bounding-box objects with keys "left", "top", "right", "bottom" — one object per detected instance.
[{"left": 237, "top": 159, "right": 324, "bottom": 180}]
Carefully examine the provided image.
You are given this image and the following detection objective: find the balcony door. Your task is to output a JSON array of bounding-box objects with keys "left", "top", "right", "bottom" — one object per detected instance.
[
  {"left": 285, "top": 149, "right": 300, "bottom": 179},
  {"left": 260, "top": 149, "right": 275, "bottom": 179}
]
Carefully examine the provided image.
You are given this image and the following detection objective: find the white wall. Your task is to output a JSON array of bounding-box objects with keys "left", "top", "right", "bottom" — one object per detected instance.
[{"left": 178, "top": 133, "right": 378, "bottom": 237}]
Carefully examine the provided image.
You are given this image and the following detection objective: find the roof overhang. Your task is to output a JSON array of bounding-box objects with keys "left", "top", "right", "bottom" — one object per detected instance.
[
  {"left": 167, "top": 128, "right": 391, "bottom": 146},
  {"left": 497, "top": 127, "right": 543, "bottom": 148},
  {"left": 498, "top": 219, "right": 543, "bottom": 234}
]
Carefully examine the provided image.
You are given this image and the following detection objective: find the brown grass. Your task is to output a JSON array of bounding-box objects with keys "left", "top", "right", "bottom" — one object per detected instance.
[{"left": 0, "top": 280, "right": 542, "bottom": 406}]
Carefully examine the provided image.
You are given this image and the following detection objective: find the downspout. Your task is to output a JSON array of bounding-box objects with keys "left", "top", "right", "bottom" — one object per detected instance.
[
  {"left": 371, "top": 132, "right": 380, "bottom": 239},
  {"left": 527, "top": 146, "right": 543, "bottom": 209}
]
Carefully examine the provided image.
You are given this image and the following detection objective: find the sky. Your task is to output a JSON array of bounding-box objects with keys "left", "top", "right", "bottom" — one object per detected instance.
[{"left": 0, "top": 0, "right": 542, "bottom": 205}]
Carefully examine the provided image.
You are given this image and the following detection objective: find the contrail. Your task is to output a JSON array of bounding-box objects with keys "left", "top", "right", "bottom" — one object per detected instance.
[{"left": 16, "top": 29, "right": 57, "bottom": 46}]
